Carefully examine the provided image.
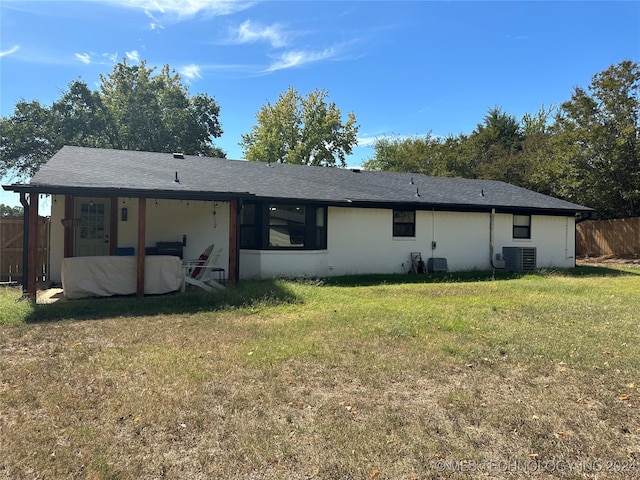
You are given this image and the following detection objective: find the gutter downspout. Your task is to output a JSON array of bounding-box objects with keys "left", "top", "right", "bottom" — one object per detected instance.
[
  {"left": 431, "top": 208, "right": 435, "bottom": 264},
  {"left": 575, "top": 211, "right": 593, "bottom": 224},
  {"left": 490, "top": 208, "right": 503, "bottom": 270},
  {"left": 574, "top": 212, "right": 593, "bottom": 266}
]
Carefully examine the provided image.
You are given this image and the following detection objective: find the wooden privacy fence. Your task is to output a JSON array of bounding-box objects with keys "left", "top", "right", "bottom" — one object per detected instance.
[
  {"left": 576, "top": 217, "right": 640, "bottom": 257},
  {"left": 0, "top": 216, "right": 50, "bottom": 284}
]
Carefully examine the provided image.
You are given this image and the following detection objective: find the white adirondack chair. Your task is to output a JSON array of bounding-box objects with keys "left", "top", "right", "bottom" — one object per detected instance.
[{"left": 181, "top": 245, "right": 225, "bottom": 292}]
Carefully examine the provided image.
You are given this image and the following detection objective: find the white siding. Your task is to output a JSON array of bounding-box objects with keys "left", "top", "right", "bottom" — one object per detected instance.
[
  {"left": 239, "top": 250, "right": 328, "bottom": 279},
  {"left": 239, "top": 207, "right": 577, "bottom": 278},
  {"left": 327, "top": 207, "right": 492, "bottom": 275},
  {"left": 493, "top": 213, "right": 575, "bottom": 269}
]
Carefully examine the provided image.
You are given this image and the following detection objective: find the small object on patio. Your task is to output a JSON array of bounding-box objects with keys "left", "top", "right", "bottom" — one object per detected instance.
[
  {"left": 156, "top": 241, "right": 184, "bottom": 259},
  {"left": 410, "top": 252, "right": 427, "bottom": 274},
  {"left": 182, "top": 244, "right": 225, "bottom": 292}
]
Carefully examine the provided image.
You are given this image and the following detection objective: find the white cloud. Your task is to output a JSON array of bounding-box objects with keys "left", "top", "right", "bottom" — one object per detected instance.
[
  {"left": 102, "top": 0, "right": 255, "bottom": 18},
  {"left": 126, "top": 50, "right": 140, "bottom": 62},
  {"left": 75, "top": 53, "right": 92, "bottom": 64},
  {"left": 180, "top": 64, "right": 202, "bottom": 80},
  {"left": 0, "top": 45, "right": 20, "bottom": 57},
  {"left": 264, "top": 48, "right": 336, "bottom": 73},
  {"left": 356, "top": 136, "right": 379, "bottom": 147},
  {"left": 104, "top": 52, "right": 119, "bottom": 63},
  {"left": 356, "top": 133, "right": 437, "bottom": 148},
  {"left": 74, "top": 52, "right": 123, "bottom": 65},
  {"left": 227, "top": 20, "right": 288, "bottom": 48}
]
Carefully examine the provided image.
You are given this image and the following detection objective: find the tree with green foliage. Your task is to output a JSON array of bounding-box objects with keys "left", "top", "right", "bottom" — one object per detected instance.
[
  {"left": 515, "top": 104, "right": 578, "bottom": 198},
  {"left": 0, "top": 59, "right": 225, "bottom": 180},
  {"left": 555, "top": 60, "right": 640, "bottom": 218},
  {"left": 0, "top": 100, "right": 60, "bottom": 179},
  {"left": 362, "top": 132, "right": 475, "bottom": 178},
  {"left": 467, "top": 107, "right": 524, "bottom": 183},
  {"left": 0, "top": 204, "right": 23, "bottom": 216},
  {"left": 240, "top": 87, "right": 359, "bottom": 167},
  {"left": 362, "top": 133, "right": 443, "bottom": 174}
]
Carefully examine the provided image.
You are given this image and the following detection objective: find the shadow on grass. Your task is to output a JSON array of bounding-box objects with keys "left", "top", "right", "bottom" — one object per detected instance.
[
  {"left": 321, "top": 264, "right": 639, "bottom": 287},
  {"left": 22, "top": 265, "right": 638, "bottom": 323},
  {"left": 546, "top": 264, "right": 640, "bottom": 277},
  {"left": 25, "top": 280, "right": 302, "bottom": 324}
]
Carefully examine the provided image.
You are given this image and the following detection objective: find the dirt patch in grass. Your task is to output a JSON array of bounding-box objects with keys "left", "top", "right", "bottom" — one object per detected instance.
[{"left": 577, "top": 254, "right": 640, "bottom": 267}]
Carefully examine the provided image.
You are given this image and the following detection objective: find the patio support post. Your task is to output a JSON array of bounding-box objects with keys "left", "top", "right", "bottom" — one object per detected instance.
[
  {"left": 228, "top": 199, "right": 238, "bottom": 285},
  {"left": 19, "top": 192, "right": 29, "bottom": 295},
  {"left": 136, "top": 197, "right": 146, "bottom": 298},
  {"left": 27, "top": 193, "right": 39, "bottom": 298}
]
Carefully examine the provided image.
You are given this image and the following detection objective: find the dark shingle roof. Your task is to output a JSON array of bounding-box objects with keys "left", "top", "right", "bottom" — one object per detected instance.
[{"left": 17, "top": 146, "right": 591, "bottom": 214}]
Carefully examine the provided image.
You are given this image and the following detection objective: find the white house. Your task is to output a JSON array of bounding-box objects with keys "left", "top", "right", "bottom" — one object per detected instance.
[{"left": 3, "top": 146, "right": 592, "bottom": 298}]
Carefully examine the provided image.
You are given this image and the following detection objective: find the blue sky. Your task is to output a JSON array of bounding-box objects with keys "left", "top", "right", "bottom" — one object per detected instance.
[{"left": 1, "top": 0, "right": 639, "bottom": 208}]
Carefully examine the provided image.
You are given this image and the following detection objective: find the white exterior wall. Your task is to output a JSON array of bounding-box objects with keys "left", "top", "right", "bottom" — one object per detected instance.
[
  {"left": 239, "top": 250, "right": 329, "bottom": 279},
  {"left": 239, "top": 207, "right": 577, "bottom": 279},
  {"left": 48, "top": 197, "right": 230, "bottom": 284},
  {"left": 492, "top": 213, "right": 576, "bottom": 269},
  {"left": 327, "top": 207, "right": 492, "bottom": 275}
]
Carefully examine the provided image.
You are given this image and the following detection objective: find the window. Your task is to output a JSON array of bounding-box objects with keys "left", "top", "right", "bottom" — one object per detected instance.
[
  {"left": 315, "top": 207, "right": 327, "bottom": 249},
  {"left": 240, "top": 202, "right": 326, "bottom": 250},
  {"left": 393, "top": 210, "right": 416, "bottom": 237},
  {"left": 240, "top": 203, "right": 258, "bottom": 248},
  {"left": 79, "top": 202, "right": 106, "bottom": 240},
  {"left": 513, "top": 214, "right": 531, "bottom": 239},
  {"left": 269, "top": 205, "right": 306, "bottom": 247}
]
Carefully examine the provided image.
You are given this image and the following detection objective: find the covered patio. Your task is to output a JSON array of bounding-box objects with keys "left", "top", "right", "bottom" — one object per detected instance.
[{"left": 6, "top": 188, "right": 245, "bottom": 300}]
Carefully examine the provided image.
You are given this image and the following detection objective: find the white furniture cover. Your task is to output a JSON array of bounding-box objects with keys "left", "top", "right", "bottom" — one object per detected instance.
[{"left": 61, "top": 255, "right": 183, "bottom": 299}]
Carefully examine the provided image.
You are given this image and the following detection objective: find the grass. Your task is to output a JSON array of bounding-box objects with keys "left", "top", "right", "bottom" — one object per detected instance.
[{"left": 1, "top": 266, "right": 639, "bottom": 479}]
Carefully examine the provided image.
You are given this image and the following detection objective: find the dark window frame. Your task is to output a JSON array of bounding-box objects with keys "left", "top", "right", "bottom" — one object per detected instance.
[
  {"left": 240, "top": 203, "right": 259, "bottom": 249},
  {"left": 393, "top": 209, "right": 416, "bottom": 237},
  {"left": 240, "top": 201, "right": 327, "bottom": 250},
  {"left": 269, "top": 204, "right": 307, "bottom": 247},
  {"left": 513, "top": 214, "right": 532, "bottom": 239}
]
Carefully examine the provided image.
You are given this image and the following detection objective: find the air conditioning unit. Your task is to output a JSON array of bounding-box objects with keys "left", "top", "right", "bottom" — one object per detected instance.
[
  {"left": 502, "top": 247, "right": 536, "bottom": 272},
  {"left": 427, "top": 257, "right": 448, "bottom": 273}
]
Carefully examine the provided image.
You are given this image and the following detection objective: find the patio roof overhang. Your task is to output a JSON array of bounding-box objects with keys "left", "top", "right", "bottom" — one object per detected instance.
[
  {"left": 3, "top": 184, "right": 256, "bottom": 202},
  {"left": 3, "top": 183, "right": 246, "bottom": 300}
]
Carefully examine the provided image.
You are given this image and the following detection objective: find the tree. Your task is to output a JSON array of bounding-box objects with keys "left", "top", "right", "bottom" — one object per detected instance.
[
  {"left": 1, "top": 59, "right": 225, "bottom": 180},
  {"left": 362, "top": 133, "right": 475, "bottom": 178},
  {"left": 555, "top": 60, "right": 640, "bottom": 218},
  {"left": 0, "top": 100, "right": 60, "bottom": 178},
  {"left": 0, "top": 204, "right": 24, "bottom": 216},
  {"left": 362, "top": 108, "right": 527, "bottom": 181},
  {"left": 467, "top": 107, "right": 524, "bottom": 183},
  {"left": 363, "top": 133, "right": 443, "bottom": 174},
  {"left": 517, "top": 105, "right": 571, "bottom": 197},
  {"left": 240, "top": 87, "right": 359, "bottom": 167}
]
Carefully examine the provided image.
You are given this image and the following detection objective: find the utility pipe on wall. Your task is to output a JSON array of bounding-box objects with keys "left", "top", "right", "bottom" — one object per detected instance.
[{"left": 490, "top": 208, "right": 503, "bottom": 270}]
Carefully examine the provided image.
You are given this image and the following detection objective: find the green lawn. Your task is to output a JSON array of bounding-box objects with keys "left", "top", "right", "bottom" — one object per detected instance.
[{"left": 1, "top": 266, "right": 639, "bottom": 479}]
